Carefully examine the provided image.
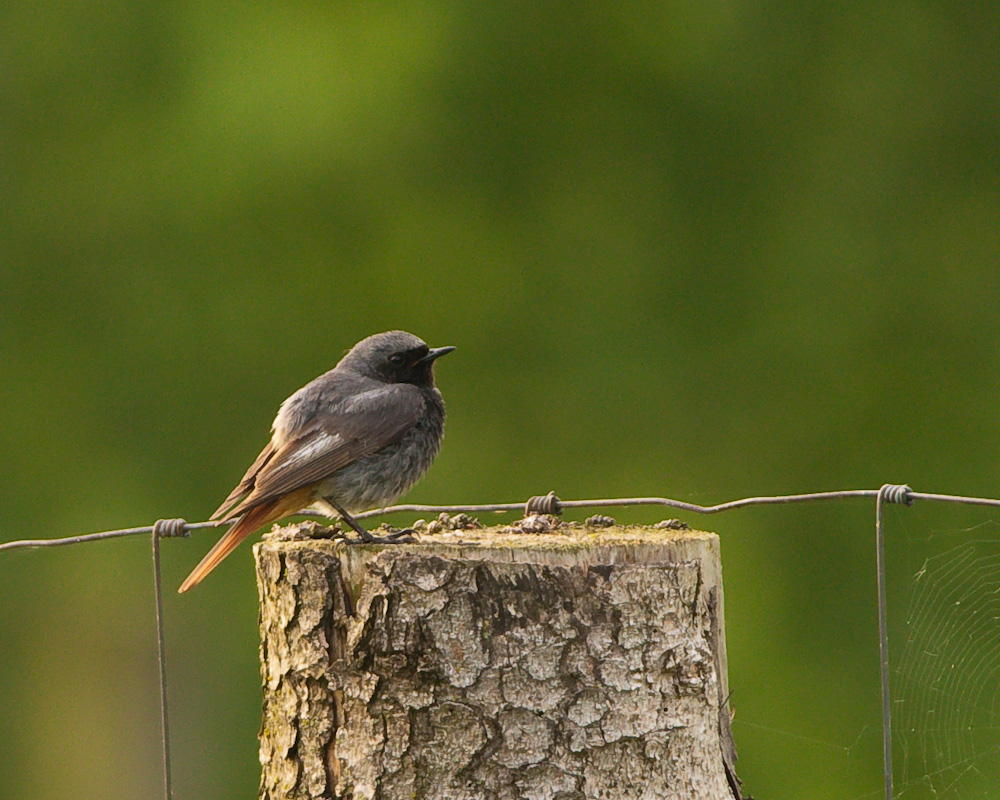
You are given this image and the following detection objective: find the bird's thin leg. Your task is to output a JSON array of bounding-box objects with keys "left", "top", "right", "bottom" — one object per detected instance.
[
  {"left": 320, "top": 497, "right": 414, "bottom": 544},
  {"left": 321, "top": 497, "right": 373, "bottom": 542}
]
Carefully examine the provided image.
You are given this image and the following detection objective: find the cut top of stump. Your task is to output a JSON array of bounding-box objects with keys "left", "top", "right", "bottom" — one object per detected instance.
[{"left": 260, "top": 519, "right": 725, "bottom": 594}]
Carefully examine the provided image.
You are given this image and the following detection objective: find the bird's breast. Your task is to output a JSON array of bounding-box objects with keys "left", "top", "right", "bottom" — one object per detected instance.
[{"left": 322, "top": 392, "right": 445, "bottom": 512}]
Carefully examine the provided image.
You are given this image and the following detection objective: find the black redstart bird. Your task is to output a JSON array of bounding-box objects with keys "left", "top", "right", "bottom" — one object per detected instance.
[{"left": 178, "top": 330, "right": 453, "bottom": 593}]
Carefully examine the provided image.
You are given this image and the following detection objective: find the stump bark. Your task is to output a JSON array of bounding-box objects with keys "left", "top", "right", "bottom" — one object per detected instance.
[{"left": 255, "top": 521, "right": 741, "bottom": 800}]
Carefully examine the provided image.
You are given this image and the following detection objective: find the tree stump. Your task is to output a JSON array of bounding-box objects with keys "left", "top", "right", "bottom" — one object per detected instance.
[{"left": 255, "top": 520, "right": 741, "bottom": 800}]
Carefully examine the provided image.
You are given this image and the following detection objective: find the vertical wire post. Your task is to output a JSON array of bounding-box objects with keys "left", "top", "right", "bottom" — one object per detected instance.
[
  {"left": 875, "top": 484, "right": 912, "bottom": 800},
  {"left": 876, "top": 490, "right": 893, "bottom": 800},
  {"left": 152, "top": 529, "right": 174, "bottom": 800}
]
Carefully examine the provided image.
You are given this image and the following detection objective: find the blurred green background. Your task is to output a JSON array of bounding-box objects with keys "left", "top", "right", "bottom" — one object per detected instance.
[{"left": 4, "top": 2, "right": 1000, "bottom": 798}]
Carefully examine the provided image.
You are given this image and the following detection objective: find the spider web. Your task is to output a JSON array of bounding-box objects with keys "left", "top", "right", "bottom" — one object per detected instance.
[{"left": 892, "top": 518, "right": 1000, "bottom": 799}]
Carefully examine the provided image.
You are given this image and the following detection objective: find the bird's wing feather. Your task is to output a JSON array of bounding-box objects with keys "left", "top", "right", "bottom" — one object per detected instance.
[
  {"left": 220, "top": 383, "right": 425, "bottom": 519},
  {"left": 210, "top": 440, "right": 276, "bottom": 520}
]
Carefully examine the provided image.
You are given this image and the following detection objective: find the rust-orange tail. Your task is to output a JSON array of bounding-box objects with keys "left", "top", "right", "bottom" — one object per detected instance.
[{"left": 178, "top": 487, "right": 314, "bottom": 593}]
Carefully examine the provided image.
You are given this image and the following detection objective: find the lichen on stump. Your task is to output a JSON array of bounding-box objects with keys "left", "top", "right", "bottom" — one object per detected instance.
[{"left": 255, "top": 523, "right": 741, "bottom": 800}]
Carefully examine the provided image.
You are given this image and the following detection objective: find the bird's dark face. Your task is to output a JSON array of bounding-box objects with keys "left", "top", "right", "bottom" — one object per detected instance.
[{"left": 340, "top": 331, "right": 454, "bottom": 387}]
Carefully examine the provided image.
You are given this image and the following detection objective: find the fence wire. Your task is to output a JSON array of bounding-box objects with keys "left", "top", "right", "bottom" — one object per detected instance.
[{"left": 6, "top": 484, "right": 1000, "bottom": 800}]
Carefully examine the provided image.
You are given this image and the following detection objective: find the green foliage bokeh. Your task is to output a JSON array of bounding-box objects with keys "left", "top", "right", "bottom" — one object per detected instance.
[{"left": 4, "top": 2, "right": 1000, "bottom": 798}]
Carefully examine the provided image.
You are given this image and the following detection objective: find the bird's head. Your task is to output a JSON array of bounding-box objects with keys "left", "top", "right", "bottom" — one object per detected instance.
[{"left": 340, "top": 330, "right": 454, "bottom": 387}]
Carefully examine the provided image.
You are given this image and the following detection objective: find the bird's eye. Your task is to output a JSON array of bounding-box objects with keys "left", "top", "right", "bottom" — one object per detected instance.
[{"left": 389, "top": 354, "right": 406, "bottom": 366}]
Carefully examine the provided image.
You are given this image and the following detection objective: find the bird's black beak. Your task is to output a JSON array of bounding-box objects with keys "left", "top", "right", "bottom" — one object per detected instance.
[{"left": 419, "top": 346, "right": 455, "bottom": 363}]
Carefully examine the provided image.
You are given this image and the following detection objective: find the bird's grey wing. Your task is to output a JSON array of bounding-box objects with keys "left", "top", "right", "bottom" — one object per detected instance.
[
  {"left": 210, "top": 440, "right": 277, "bottom": 519},
  {"left": 211, "top": 371, "right": 364, "bottom": 518},
  {"left": 222, "top": 384, "right": 425, "bottom": 518}
]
